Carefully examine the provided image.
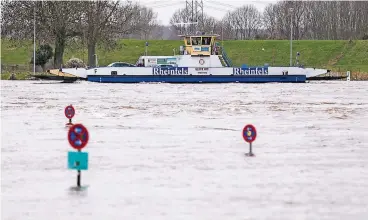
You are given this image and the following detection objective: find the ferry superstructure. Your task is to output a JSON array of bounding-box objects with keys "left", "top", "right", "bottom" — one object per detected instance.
[{"left": 60, "top": 33, "right": 328, "bottom": 83}]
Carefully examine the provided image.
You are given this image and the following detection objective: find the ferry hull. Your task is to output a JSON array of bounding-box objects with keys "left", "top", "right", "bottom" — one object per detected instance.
[{"left": 87, "top": 75, "right": 306, "bottom": 83}]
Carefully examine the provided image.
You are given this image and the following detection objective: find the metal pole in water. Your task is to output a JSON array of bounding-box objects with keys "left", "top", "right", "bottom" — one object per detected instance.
[
  {"left": 77, "top": 149, "right": 81, "bottom": 187},
  {"left": 249, "top": 142, "right": 253, "bottom": 155},
  {"left": 77, "top": 170, "right": 81, "bottom": 187}
]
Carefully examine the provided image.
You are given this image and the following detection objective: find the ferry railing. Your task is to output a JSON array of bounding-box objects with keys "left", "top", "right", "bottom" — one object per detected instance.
[{"left": 222, "top": 49, "right": 233, "bottom": 67}]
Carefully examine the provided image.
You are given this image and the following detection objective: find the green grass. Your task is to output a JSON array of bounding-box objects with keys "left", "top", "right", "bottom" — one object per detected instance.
[
  {"left": 2, "top": 38, "right": 368, "bottom": 73},
  {"left": 0, "top": 72, "right": 33, "bottom": 80}
]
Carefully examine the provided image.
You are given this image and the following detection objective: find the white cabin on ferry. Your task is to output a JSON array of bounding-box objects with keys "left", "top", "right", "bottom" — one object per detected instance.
[{"left": 135, "top": 33, "right": 229, "bottom": 68}]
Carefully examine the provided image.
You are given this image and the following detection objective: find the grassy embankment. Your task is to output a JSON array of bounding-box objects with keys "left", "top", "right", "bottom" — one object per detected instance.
[{"left": 1, "top": 38, "right": 368, "bottom": 80}]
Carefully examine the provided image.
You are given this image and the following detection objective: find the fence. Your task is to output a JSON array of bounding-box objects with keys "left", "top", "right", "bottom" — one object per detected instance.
[{"left": 1, "top": 64, "right": 44, "bottom": 73}]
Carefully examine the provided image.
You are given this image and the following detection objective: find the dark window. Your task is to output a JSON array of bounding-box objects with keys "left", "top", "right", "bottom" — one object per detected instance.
[
  {"left": 186, "top": 37, "right": 191, "bottom": 45},
  {"left": 192, "top": 37, "right": 202, "bottom": 45},
  {"left": 191, "top": 37, "right": 197, "bottom": 45},
  {"left": 115, "top": 63, "right": 125, "bottom": 67},
  {"left": 111, "top": 71, "right": 117, "bottom": 75},
  {"left": 196, "top": 37, "right": 202, "bottom": 45},
  {"left": 202, "top": 37, "right": 211, "bottom": 45},
  {"left": 110, "top": 62, "right": 135, "bottom": 67}
]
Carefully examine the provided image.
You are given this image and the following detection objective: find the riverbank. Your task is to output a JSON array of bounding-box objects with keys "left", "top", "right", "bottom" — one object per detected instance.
[
  {"left": 1, "top": 72, "right": 33, "bottom": 80},
  {"left": 1, "top": 71, "right": 367, "bottom": 81},
  {"left": 2, "top": 38, "right": 368, "bottom": 73},
  {"left": 0, "top": 72, "right": 58, "bottom": 80}
]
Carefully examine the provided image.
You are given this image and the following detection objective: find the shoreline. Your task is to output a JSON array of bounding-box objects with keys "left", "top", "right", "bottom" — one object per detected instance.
[{"left": 1, "top": 71, "right": 368, "bottom": 81}]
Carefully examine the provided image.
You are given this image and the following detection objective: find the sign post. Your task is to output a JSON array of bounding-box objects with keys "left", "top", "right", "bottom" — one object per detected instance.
[
  {"left": 64, "top": 105, "right": 75, "bottom": 127},
  {"left": 67, "top": 124, "right": 89, "bottom": 188},
  {"left": 145, "top": 42, "right": 148, "bottom": 56},
  {"left": 242, "top": 124, "right": 257, "bottom": 157}
]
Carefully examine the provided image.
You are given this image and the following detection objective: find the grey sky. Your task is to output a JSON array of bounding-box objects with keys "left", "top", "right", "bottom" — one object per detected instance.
[{"left": 134, "top": 0, "right": 278, "bottom": 25}]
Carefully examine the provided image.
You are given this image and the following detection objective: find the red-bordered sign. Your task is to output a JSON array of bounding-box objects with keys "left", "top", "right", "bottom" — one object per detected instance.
[
  {"left": 64, "top": 105, "right": 75, "bottom": 119},
  {"left": 68, "top": 124, "right": 89, "bottom": 150},
  {"left": 242, "top": 124, "right": 257, "bottom": 143},
  {"left": 199, "top": 59, "right": 205, "bottom": 65}
]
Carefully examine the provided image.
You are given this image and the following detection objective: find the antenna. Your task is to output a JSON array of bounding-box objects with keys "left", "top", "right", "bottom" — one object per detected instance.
[
  {"left": 174, "top": 21, "right": 198, "bottom": 35},
  {"left": 185, "top": 0, "right": 204, "bottom": 34}
]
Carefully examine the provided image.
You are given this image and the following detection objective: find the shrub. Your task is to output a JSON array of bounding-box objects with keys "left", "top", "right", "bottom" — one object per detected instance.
[
  {"left": 65, "top": 58, "right": 86, "bottom": 68},
  {"left": 30, "top": 44, "right": 53, "bottom": 71}
]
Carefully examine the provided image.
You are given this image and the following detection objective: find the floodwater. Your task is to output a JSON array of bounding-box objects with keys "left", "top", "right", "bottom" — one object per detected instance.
[{"left": 1, "top": 80, "right": 368, "bottom": 220}]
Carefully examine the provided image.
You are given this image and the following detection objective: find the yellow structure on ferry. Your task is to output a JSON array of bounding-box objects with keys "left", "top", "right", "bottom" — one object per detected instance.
[{"left": 178, "top": 34, "right": 221, "bottom": 56}]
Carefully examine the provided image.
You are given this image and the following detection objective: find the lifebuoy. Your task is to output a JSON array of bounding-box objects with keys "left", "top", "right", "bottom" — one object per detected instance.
[{"left": 199, "top": 59, "right": 205, "bottom": 65}]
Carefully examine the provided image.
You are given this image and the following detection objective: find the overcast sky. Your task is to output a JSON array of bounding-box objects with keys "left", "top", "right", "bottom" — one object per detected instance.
[{"left": 134, "top": 0, "right": 278, "bottom": 25}]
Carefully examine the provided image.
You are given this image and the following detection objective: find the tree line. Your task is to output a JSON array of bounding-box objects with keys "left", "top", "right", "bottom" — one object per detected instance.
[
  {"left": 170, "top": 0, "right": 368, "bottom": 40},
  {"left": 1, "top": 0, "right": 158, "bottom": 68},
  {"left": 1, "top": 0, "right": 367, "bottom": 68}
]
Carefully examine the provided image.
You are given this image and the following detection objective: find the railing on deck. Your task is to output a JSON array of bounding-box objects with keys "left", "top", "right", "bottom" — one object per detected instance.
[{"left": 221, "top": 49, "right": 233, "bottom": 67}]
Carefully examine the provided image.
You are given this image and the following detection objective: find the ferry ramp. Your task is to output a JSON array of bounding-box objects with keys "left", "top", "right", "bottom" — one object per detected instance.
[
  {"left": 47, "top": 69, "right": 79, "bottom": 77},
  {"left": 47, "top": 68, "right": 89, "bottom": 79}
]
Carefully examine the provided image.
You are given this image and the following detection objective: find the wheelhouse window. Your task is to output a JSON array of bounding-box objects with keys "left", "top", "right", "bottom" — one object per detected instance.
[
  {"left": 202, "top": 37, "right": 211, "bottom": 45},
  {"left": 185, "top": 37, "right": 191, "bottom": 45},
  {"left": 191, "top": 37, "right": 202, "bottom": 45}
]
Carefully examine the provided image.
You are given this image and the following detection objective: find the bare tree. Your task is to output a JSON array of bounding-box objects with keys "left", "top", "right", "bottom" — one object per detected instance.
[
  {"left": 148, "top": 25, "right": 165, "bottom": 40},
  {"left": 1, "top": 0, "right": 162, "bottom": 67},
  {"left": 201, "top": 14, "right": 219, "bottom": 34},
  {"left": 78, "top": 0, "right": 120, "bottom": 67},
  {"left": 138, "top": 7, "right": 158, "bottom": 40},
  {"left": 221, "top": 5, "right": 262, "bottom": 40},
  {"left": 263, "top": 4, "right": 278, "bottom": 39},
  {"left": 1, "top": 1, "right": 36, "bottom": 40},
  {"left": 1, "top": 1, "right": 83, "bottom": 68},
  {"left": 81, "top": 1, "right": 160, "bottom": 65},
  {"left": 262, "top": 0, "right": 368, "bottom": 40},
  {"left": 169, "top": 9, "right": 190, "bottom": 35},
  {"left": 121, "top": 6, "right": 162, "bottom": 40},
  {"left": 40, "top": 1, "right": 84, "bottom": 68}
]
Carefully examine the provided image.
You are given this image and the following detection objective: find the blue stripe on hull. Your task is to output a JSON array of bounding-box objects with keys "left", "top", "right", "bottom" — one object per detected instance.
[{"left": 87, "top": 75, "right": 306, "bottom": 83}]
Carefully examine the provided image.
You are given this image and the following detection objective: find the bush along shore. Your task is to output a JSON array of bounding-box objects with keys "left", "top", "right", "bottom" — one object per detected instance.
[{"left": 0, "top": 72, "right": 56, "bottom": 80}]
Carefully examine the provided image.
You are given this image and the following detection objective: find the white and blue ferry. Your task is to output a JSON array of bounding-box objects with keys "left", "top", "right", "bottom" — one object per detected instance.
[{"left": 61, "top": 33, "right": 328, "bottom": 83}]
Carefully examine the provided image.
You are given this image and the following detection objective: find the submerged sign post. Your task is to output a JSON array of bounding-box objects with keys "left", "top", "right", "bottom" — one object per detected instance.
[
  {"left": 64, "top": 105, "right": 75, "bottom": 126},
  {"left": 242, "top": 124, "right": 257, "bottom": 157},
  {"left": 67, "top": 124, "right": 89, "bottom": 188}
]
